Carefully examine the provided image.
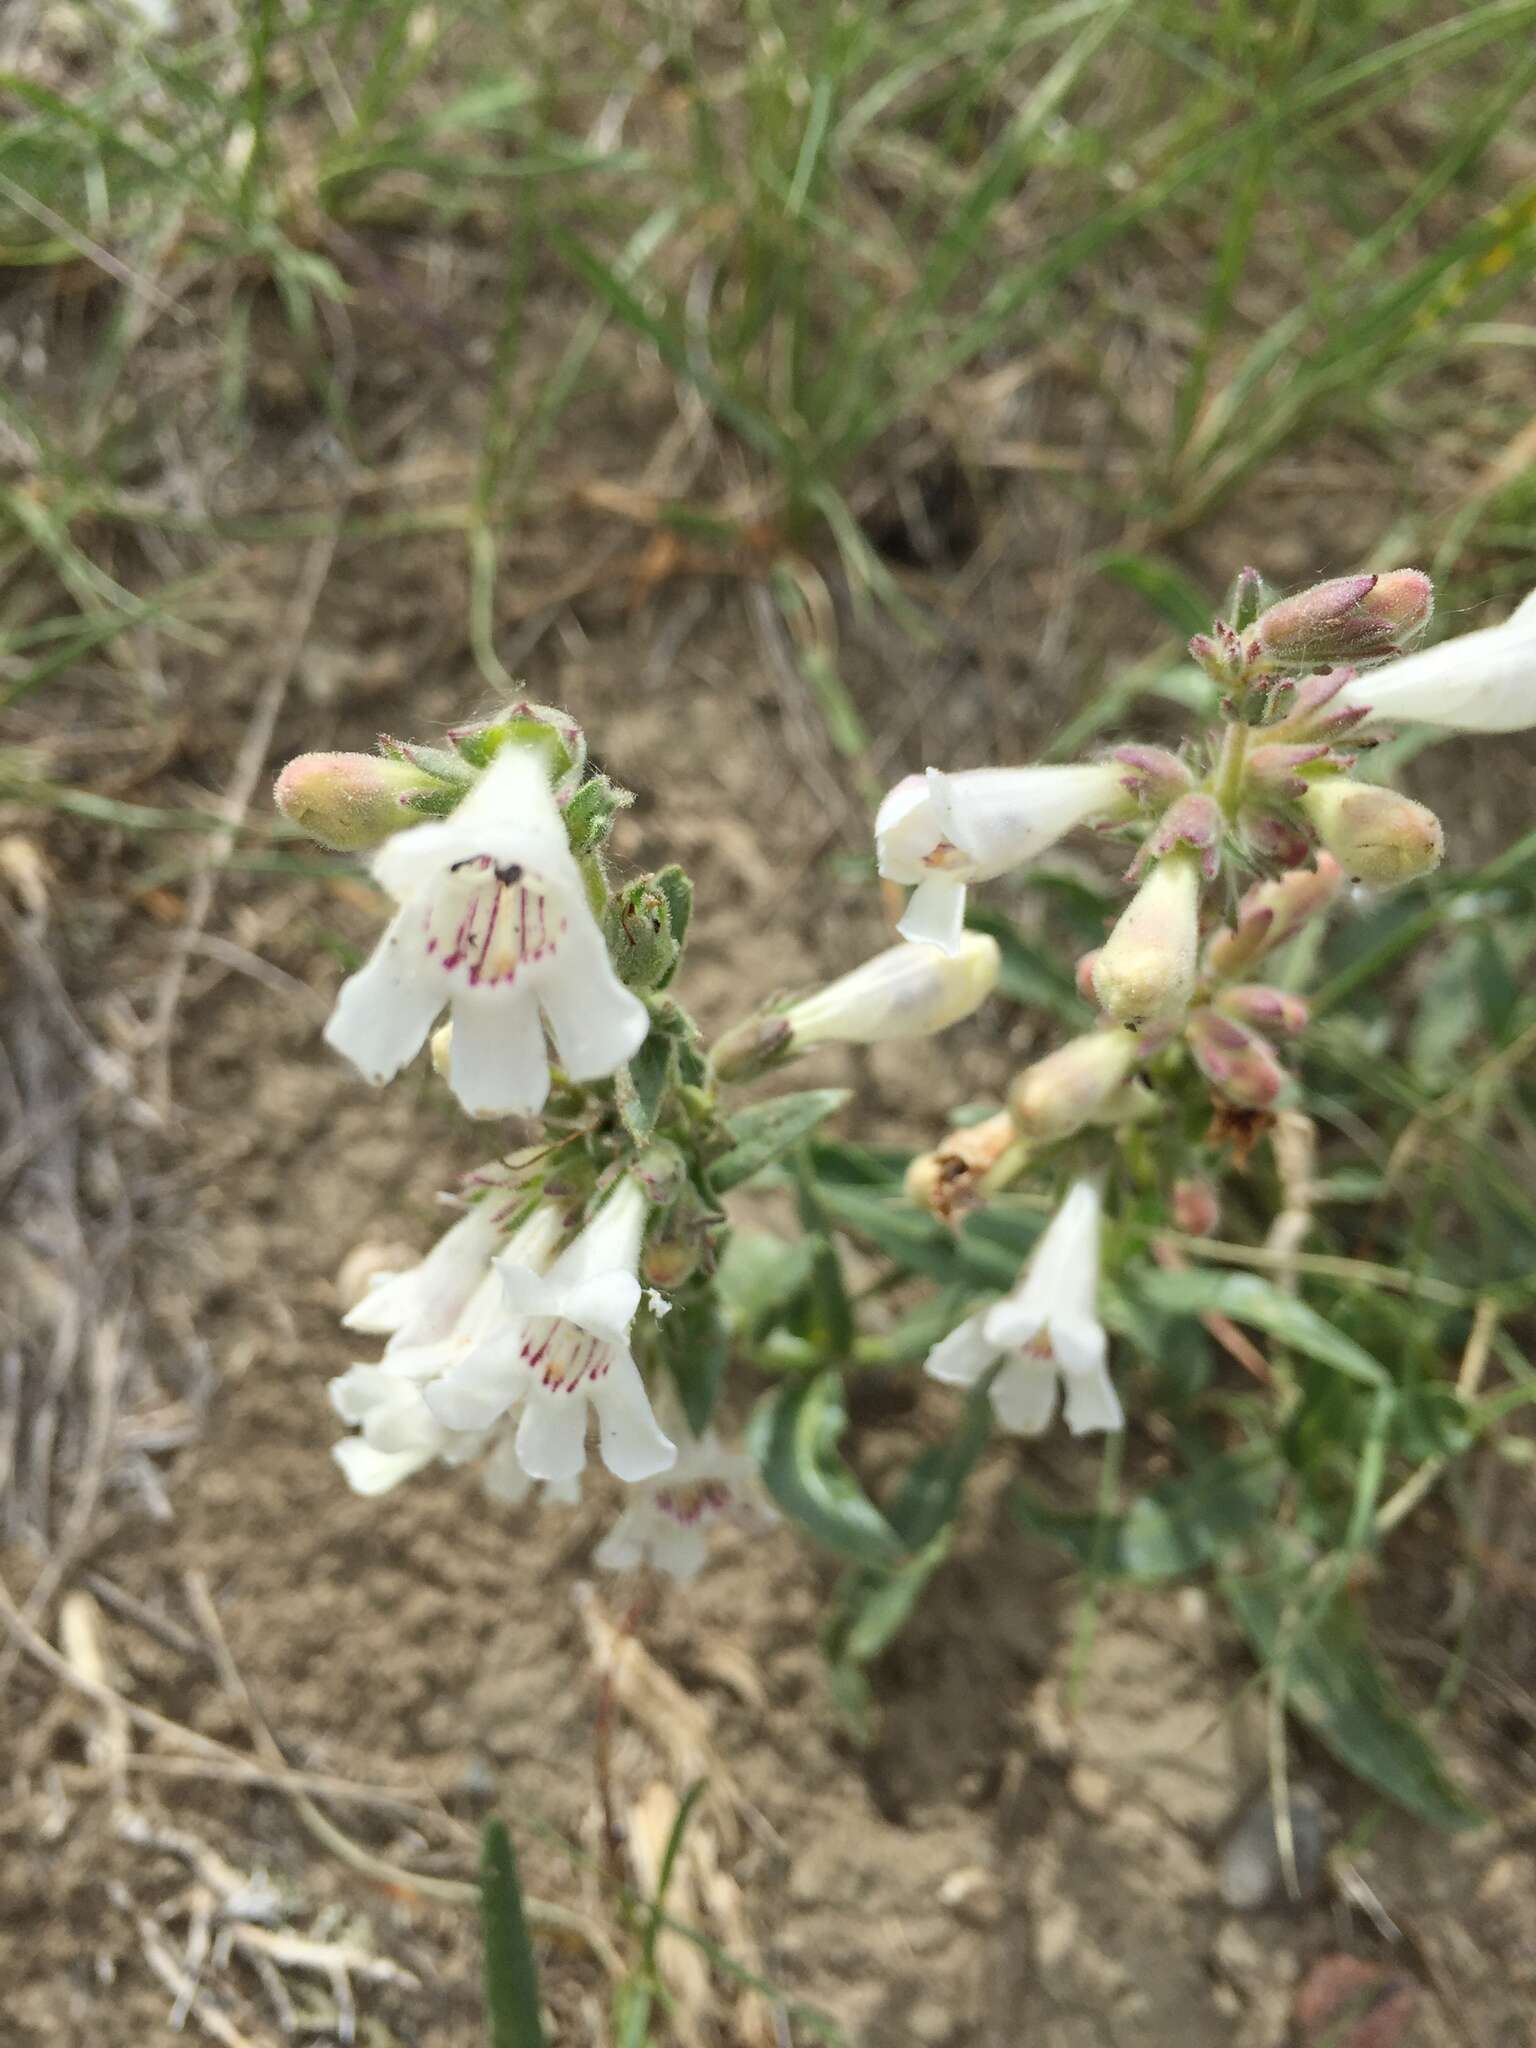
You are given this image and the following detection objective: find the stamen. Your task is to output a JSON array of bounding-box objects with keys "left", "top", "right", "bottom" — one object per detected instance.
[{"left": 425, "top": 857, "right": 571, "bottom": 987}]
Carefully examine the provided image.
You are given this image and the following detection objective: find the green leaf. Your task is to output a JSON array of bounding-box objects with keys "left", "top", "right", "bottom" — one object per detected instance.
[
  {"left": 1134, "top": 1268, "right": 1390, "bottom": 1387},
  {"left": 749, "top": 1375, "right": 904, "bottom": 1569},
  {"left": 1093, "top": 550, "right": 1213, "bottom": 636},
  {"left": 712, "top": 1090, "right": 850, "bottom": 1193},
  {"left": 616, "top": 1026, "right": 673, "bottom": 1144},
  {"left": 1223, "top": 1566, "right": 1484, "bottom": 1832},
  {"left": 1014, "top": 1450, "right": 1280, "bottom": 1580},
  {"left": 660, "top": 1291, "right": 730, "bottom": 1437},
  {"left": 480, "top": 1818, "right": 545, "bottom": 2048},
  {"left": 655, "top": 863, "right": 693, "bottom": 955},
  {"left": 842, "top": 1531, "right": 952, "bottom": 1664},
  {"left": 716, "top": 1229, "right": 818, "bottom": 1338},
  {"left": 886, "top": 1377, "right": 997, "bottom": 1550},
  {"left": 964, "top": 905, "right": 1090, "bottom": 1023}
]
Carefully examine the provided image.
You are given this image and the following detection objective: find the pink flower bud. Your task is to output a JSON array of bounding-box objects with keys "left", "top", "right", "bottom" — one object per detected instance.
[
  {"left": 273, "top": 751, "right": 452, "bottom": 852},
  {"left": 1111, "top": 744, "right": 1194, "bottom": 805},
  {"left": 1129, "top": 790, "right": 1224, "bottom": 881},
  {"left": 1299, "top": 779, "right": 1444, "bottom": 889},
  {"left": 1216, "top": 984, "right": 1309, "bottom": 1037},
  {"left": 1186, "top": 1010, "right": 1285, "bottom": 1109},
  {"left": 1172, "top": 1177, "right": 1221, "bottom": 1237},
  {"left": 1205, "top": 856, "right": 1342, "bottom": 977},
  {"left": 1360, "top": 568, "right": 1434, "bottom": 644},
  {"left": 1009, "top": 1029, "right": 1139, "bottom": 1142},
  {"left": 1253, "top": 571, "right": 1431, "bottom": 672},
  {"left": 1241, "top": 812, "right": 1315, "bottom": 869},
  {"left": 1243, "top": 742, "right": 1332, "bottom": 800},
  {"left": 1262, "top": 666, "right": 1374, "bottom": 745},
  {"left": 1074, "top": 949, "right": 1101, "bottom": 1000}
]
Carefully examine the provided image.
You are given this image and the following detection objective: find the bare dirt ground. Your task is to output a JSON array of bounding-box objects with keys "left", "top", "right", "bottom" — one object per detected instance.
[{"left": 7, "top": 228, "right": 1536, "bottom": 2048}]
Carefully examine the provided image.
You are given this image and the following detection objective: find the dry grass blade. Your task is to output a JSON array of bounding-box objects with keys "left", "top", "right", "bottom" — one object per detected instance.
[{"left": 141, "top": 527, "right": 340, "bottom": 1114}]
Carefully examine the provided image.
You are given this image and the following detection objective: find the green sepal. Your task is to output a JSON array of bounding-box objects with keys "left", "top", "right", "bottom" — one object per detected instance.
[{"left": 563, "top": 773, "right": 634, "bottom": 855}]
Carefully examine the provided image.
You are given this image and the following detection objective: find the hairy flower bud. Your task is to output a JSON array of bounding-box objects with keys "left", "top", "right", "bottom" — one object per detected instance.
[
  {"left": 1254, "top": 570, "right": 1433, "bottom": 670},
  {"left": 605, "top": 871, "right": 688, "bottom": 991},
  {"left": 1186, "top": 1010, "right": 1285, "bottom": 1109},
  {"left": 1009, "top": 1029, "right": 1139, "bottom": 1142},
  {"left": 1111, "top": 744, "right": 1194, "bottom": 805},
  {"left": 1130, "top": 790, "right": 1223, "bottom": 880},
  {"left": 1215, "top": 984, "right": 1310, "bottom": 1037},
  {"left": 1243, "top": 742, "right": 1332, "bottom": 800},
  {"left": 1206, "top": 855, "right": 1343, "bottom": 978},
  {"left": 273, "top": 751, "right": 458, "bottom": 852},
  {"left": 1299, "top": 779, "right": 1444, "bottom": 889},
  {"left": 1091, "top": 852, "right": 1201, "bottom": 1030}
]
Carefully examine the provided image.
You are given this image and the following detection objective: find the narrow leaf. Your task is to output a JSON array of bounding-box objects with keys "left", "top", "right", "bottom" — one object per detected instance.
[
  {"left": 712, "top": 1090, "right": 849, "bottom": 1193},
  {"left": 480, "top": 1818, "right": 545, "bottom": 2048},
  {"left": 749, "top": 1375, "right": 904, "bottom": 1568}
]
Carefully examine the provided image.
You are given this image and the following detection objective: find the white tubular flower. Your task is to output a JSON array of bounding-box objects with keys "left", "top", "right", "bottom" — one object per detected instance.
[
  {"left": 342, "top": 1197, "right": 506, "bottom": 1348},
  {"left": 329, "top": 1208, "right": 564, "bottom": 1493},
  {"left": 595, "top": 1428, "right": 769, "bottom": 1581},
  {"left": 783, "top": 931, "right": 1000, "bottom": 1049},
  {"left": 1334, "top": 587, "right": 1536, "bottom": 733},
  {"left": 323, "top": 745, "right": 649, "bottom": 1116},
  {"left": 876, "top": 763, "right": 1128, "bottom": 956},
  {"left": 925, "top": 1179, "right": 1121, "bottom": 1437},
  {"left": 425, "top": 1177, "right": 675, "bottom": 1486}
]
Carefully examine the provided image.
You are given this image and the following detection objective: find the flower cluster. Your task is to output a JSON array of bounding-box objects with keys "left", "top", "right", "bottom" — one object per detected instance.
[
  {"left": 276, "top": 702, "right": 1002, "bottom": 1575},
  {"left": 274, "top": 569, "right": 1534, "bottom": 1588},
  {"left": 890, "top": 569, "right": 1535, "bottom": 1439}
]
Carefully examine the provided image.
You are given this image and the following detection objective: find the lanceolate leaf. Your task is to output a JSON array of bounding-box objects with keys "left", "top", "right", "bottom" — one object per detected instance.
[
  {"left": 712, "top": 1090, "right": 850, "bottom": 1192},
  {"left": 749, "top": 1374, "right": 904, "bottom": 1569},
  {"left": 1135, "top": 1268, "right": 1390, "bottom": 1387},
  {"left": 480, "top": 1819, "right": 546, "bottom": 2048},
  {"left": 1222, "top": 1566, "right": 1484, "bottom": 1833}
]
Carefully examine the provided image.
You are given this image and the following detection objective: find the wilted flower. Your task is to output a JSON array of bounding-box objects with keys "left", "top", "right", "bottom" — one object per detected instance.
[
  {"left": 876, "top": 763, "right": 1129, "bottom": 954},
  {"left": 1333, "top": 587, "right": 1536, "bottom": 733},
  {"left": 1299, "top": 779, "right": 1444, "bottom": 889},
  {"left": 425, "top": 1176, "right": 675, "bottom": 1485},
  {"left": 594, "top": 1426, "right": 770, "bottom": 1580},
  {"left": 323, "top": 744, "right": 649, "bottom": 1116},
  {"left": 1091, "top": 851, "right": 1202, "bottom": 1029},
  {"left": 925, "top": 1179, "right": 1120, "bottom": 1436}
]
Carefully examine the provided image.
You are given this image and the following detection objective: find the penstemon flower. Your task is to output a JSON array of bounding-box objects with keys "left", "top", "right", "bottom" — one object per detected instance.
[
  {"left": 330, "top": 1208, "right": 565, "bottom": 1492},
  {"left": 323, "top": 744, "right": 649, "bottom": 1117},
  {"left": 1334, "top": 587, "right": 1536, "bottom": 733},
  {"left": 594, "top": 1425, "right": 770, "bottom": 1580},
  {"left": 924, "top": 1179, "right": 1121, "bottom": 1436},
  {"left": 782, "top": 931, "right": 1000, "bottom": 1047},
  {"left": 425, "top": 1175, "right": 676, "bottom": 1484},
  {"left": 876, "top": 763, "right": 1129, "bottom": 955},
  {"left": 342, "top": 1195, "right": 507, "bottom": 1349}
]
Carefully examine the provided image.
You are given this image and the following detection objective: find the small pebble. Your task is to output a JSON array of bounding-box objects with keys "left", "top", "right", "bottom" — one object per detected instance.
[{"left": 1218, "top": 1785, "right": 1326, "bottom": 1909}]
